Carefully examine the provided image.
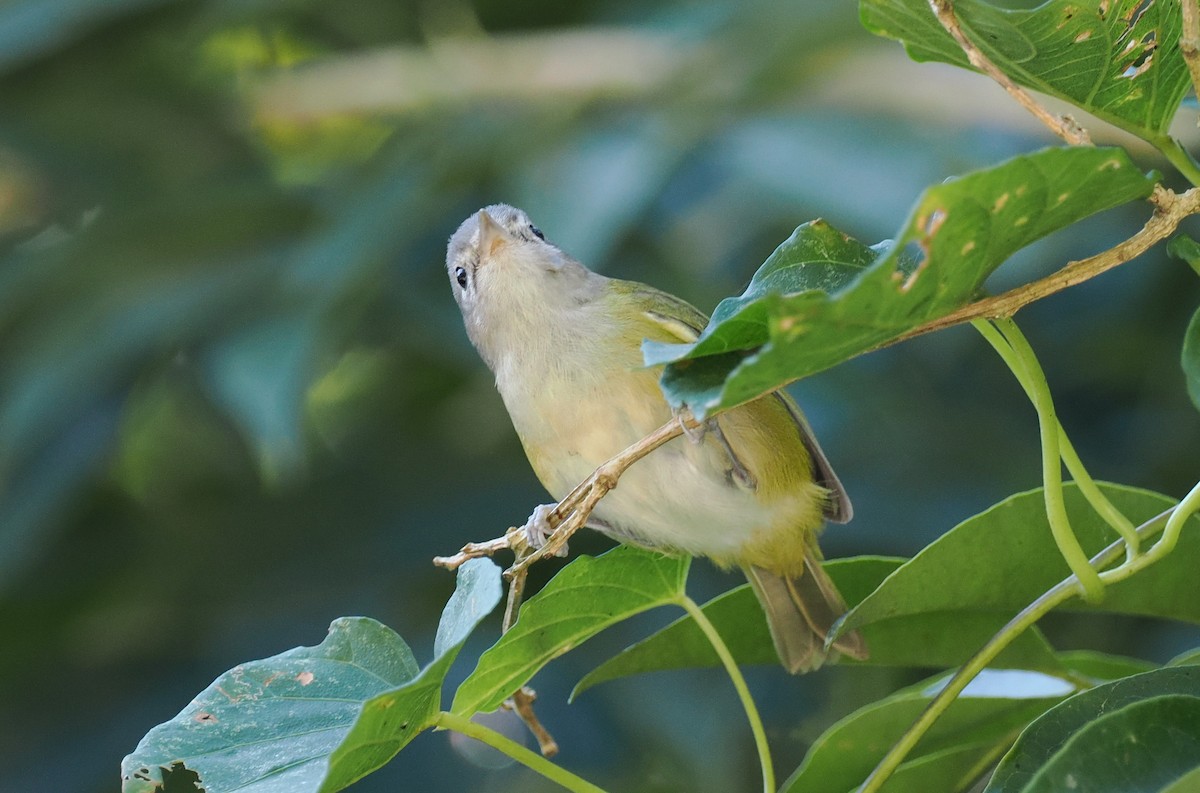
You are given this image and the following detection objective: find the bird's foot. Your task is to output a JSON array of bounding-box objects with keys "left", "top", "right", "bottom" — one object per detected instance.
[{"left": 522, "top": 504, "right": 569, "bottom": 557}]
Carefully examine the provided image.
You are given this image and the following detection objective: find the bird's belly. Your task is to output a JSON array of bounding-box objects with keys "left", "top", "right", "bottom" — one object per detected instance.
[
  {"left": 507, "top": 368, "right": 821, "bottom": 567},
  {"left": 589, "top": 438, "right": 776, "bottom": 560},
  {"left": 533, "top": 423, "right": 791, "bottom": 563}
]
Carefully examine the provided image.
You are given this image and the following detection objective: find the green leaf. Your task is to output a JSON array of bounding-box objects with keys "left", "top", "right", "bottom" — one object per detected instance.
[
  {"left": 573, "top": 558, "right": 1064, "bottom": 697},
  {"left": 987, "top": 667, "right": 1200, "bottom": 792},
  {"left": 860, "top": 0, "right": 1191, "bottom": 139},
  {"left": 782, "top": 669, "right": 1074, "bottom": 793},
  {"left": 839, "top": 484, "right": 1200, "bottom": 637},
  {"left": 1162, "top": 765, "right": 1200, "bottom": 793},
  {"left": 1166, "top": 234, "right": 1200, "bottom": 278},
  {"left": 319, "top": 558, "right": 502, "bottom": 792},
  {"left": 120, "top": 558, "right": 502, "bottom": 793},
  {"left": 451, "top": 545, "right": 690, "bottom": 716},
  {"left": 1168, "top": 647, "right": 1200, "bottom": 667},
  {"left": 1183, "top": 305, "right": 1200, "bottom": 412},
  {"left": 1055, "top": 649, "right": 1156, "bottom": 680},
  {"left": 875, "top": 740, "right": 1001, "bottom": 793},
  {"left": 648, "top": 147, "right": 1156, "bottom": 416}
]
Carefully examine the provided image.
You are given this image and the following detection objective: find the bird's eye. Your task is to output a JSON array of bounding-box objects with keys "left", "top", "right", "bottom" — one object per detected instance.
[
  {"left": 529, "top": 224, "right": 544, "bottom": 241},
  {"left": 455, "top": 266, "right": 468, "bottom": 288}
]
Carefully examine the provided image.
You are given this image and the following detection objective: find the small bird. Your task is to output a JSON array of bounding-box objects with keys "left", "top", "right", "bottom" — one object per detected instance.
[{"left": 446, "top": 204, "right": 867, "bottom": 672}]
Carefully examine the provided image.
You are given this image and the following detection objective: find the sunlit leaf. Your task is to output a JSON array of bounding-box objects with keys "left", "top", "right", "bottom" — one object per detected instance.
[
  {"left": 861, "top": 0, "right": 1191, "bottom": 139},
  {"left": 452, "top": 545, "right": 689, "bottom": 716},
  {"left": 648, "top": 147, "right": 1156, "bottom": 416}
]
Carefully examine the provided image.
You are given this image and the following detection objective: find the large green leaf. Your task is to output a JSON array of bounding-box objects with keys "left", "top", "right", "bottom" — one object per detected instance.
[
  {"left": 120, "top": 558, "right": 502, "bottom": 793},
  {"left": 572, "top": 557, "right": 1064, "bottom": 697},
  {"left": 782, "top": 669, "right": 1075, "bottom": 793},
  {"left": 986, "top": 667, "right": 1200, "bottom": 792},
  {"left": 647, "top": 147, "right": 1157, "bottom": 416},
  {"left": 860, "top": 0, "right": 1191, "bottom": 139},
  {"left": 838, "top": 484, "right": 1200, "bottom": 637},
  {"left": 451, "top": 545, "right": 690, "bottom": 716}
]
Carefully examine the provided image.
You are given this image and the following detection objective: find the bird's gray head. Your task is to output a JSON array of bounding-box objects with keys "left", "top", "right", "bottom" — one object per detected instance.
[{"left": 445, "top": 204, "right": 599, "bottom": 364}]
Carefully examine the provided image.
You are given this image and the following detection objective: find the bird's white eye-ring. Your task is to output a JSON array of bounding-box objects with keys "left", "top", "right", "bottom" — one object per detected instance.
[{"left": 455, "top": 266, "right": 468, "bottom": 288}]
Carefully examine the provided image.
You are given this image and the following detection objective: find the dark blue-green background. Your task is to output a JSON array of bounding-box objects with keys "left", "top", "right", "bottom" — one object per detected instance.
[{"left": 2, "top": 1, "right": 1198, "bottom": 791}]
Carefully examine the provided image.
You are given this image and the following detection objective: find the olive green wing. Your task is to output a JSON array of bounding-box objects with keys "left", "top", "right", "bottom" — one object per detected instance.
[
  {"left": 615, "top": 278, "right": 853, "bottom": 523},
  {"left": 611, "top": 279, "right": 709, "bottom": 343}
]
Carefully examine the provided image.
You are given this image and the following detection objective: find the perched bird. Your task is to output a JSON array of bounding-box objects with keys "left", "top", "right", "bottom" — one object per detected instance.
[{"left": 445, "top": 204, "right": 867, "bottom": 672}]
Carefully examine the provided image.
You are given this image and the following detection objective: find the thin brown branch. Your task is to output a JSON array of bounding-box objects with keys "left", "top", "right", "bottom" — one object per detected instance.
[
  {"left": 1181, "top": 0, "right": 1200, "bottom": 105},
  {"left": 432, "top": 529, "right": 521, "bottom": 570},
  {"left": 433, "top": 412, "right": 703, "bottom": 755},
  {"left": 892, "top": 185, "right": 1200, "bottom": 345},
  {"left": 507, "top": 412, "right": 699, "bottom": 576},
  {"left": 929, "top": 0, "right": 1092, "bottom": 146},
  {"left": 433, "top": 412, "right": 699, "bottom": 573},
  {"left": 509, "top": 687, "right": 558, "bottom": 757},
  {"left": 499, "top": 565, "right": 558, "bottom": 756}
]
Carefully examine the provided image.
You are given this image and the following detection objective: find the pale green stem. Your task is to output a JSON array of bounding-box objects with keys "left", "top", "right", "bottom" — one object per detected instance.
[
  {"left": 971, "top": 319, "right": 1139, "bottom": 555},
  {"left": 436, "top": 710, "right": 607, "bottom": 793},
  {"left": 1151, "top": 133, "right": 1200, "bottom": 189},
  {"left": 859, "top": 506, "right": 1178, "bottom": 793},
  {"left": 1099, "top": 478, "right": 1200, "bottom": 584},
  {"left": 1057, "top": 432, "right": 1140, "bottom": 558},
  {"left": 678, "top": 595, "right": 775, "bottom": 793},
  {"left": 974, "top": 318, "right": 1105, "bottom": 601}
]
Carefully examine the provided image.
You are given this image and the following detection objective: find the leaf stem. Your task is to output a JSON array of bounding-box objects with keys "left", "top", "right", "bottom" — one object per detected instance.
[
  {"left": 971, "top": 319, "right": 1139, "bottom": 555},
  {"left": 678, "top": 595, "right": 774, "bottom": 793},
  {"left": 1151, "top": 133, "right": 1200, "bottom": 189},
  {"left": 1099, "top": 479, "right": 1200, "bottom": 585},
  {"left": 974, "top": 318, "right": 1105, "bottom": 601},
  {"left": 436, "top": 711, "right": 607, "bottom": 793},
  {"left": 859, "top": 506, "right": 1179, "bottom": 793}
]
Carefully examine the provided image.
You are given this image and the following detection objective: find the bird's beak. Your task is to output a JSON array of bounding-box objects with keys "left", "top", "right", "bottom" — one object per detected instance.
[{"left": 478, "top": 210, "right": 508, "bottom": 258}]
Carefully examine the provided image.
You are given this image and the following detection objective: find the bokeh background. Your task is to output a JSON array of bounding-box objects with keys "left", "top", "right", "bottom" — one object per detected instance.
[{"left": 2, "top": 1, "right": 1199, "bottom": 791}]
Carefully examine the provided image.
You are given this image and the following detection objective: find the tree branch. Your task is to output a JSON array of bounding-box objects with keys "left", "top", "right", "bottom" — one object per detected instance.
[
  {"left": 433, "top": 412, "right": 700, "bottom": 574},
  {"left": 929, "top": 0, "right": 1091, "bottom": 146}
]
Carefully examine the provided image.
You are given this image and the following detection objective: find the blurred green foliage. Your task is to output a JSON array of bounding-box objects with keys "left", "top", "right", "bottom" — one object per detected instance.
[{"left": 2, "top": 0, "right": 1199, "bottom": 791}]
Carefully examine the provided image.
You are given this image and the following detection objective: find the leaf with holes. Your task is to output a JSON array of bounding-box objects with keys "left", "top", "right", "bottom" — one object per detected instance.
[
  {"left": 451, "top": 545, "right": 690, "bottom": 716},
  {"left": 572, "top": 557, "right": 1065, "bottom": 698},
  {"left": 120, "top": 558, "right": 502, "bottom": 793},
  {"left": 647, "top": 147, "right": 1155, "bottom": 416},
  {"left": 985, "top": 667, "right": 1200, "bottom": 792},
  {"left": 861, "top": 0, "right": 1191, "bottom": 140}
]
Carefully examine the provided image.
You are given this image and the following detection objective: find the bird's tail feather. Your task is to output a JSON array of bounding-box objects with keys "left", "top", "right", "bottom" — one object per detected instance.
[{"left": 743, "top": 557, "right": 868, "bottom": 674}]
